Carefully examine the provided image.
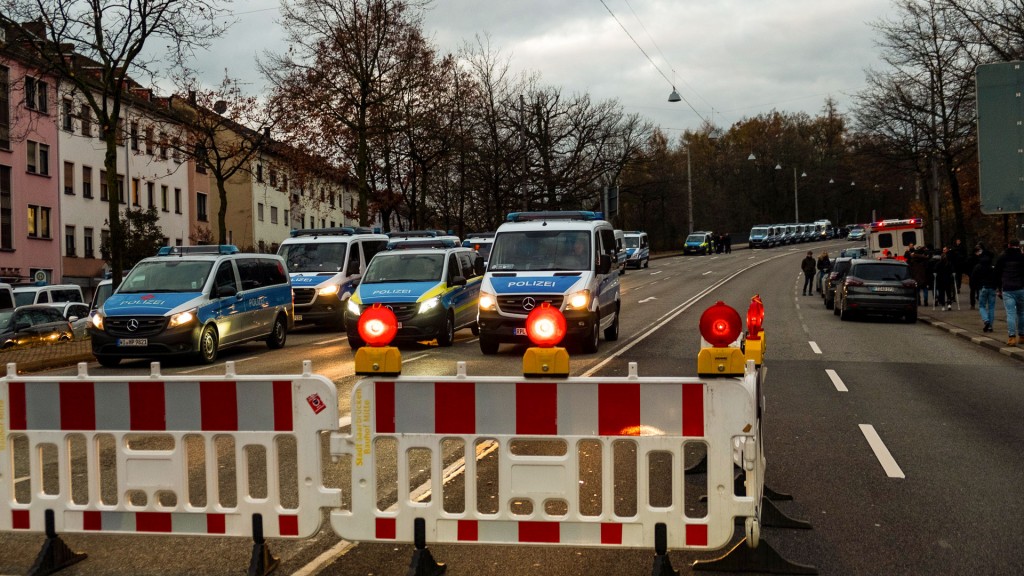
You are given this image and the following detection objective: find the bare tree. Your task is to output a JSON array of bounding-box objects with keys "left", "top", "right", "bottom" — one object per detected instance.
[{"left": 2, "top": 0, "right": 230, "bottom": 287}]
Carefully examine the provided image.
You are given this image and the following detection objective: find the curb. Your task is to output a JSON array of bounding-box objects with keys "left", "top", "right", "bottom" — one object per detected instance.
[{"left": 918, "top": 314, "right": 1024, "bottom": 362}]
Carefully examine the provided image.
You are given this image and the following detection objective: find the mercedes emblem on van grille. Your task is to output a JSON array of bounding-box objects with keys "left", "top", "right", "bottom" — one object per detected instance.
[
  {"left": 127, "top": 319, "right": 139, "bottom": 332},
  {"left": 522, "top": 297, "right": 536, "bottom": 311}
]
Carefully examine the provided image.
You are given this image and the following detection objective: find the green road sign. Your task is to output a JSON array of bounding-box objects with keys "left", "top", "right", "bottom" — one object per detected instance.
[{"left": 977, "top": 61, "right": 1024, "bottom": 214}]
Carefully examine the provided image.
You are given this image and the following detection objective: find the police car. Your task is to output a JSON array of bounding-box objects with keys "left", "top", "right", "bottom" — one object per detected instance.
[
  {"left": 477, "top": 211, "right": 621, "bottom": 354},
  {"left": 277, "top": 227, "right": 389, "bottom": 328},
  {"left": 344, "top": 246, "right": 483, "bottom": 349},
  {"left": 387, "top": 230, "right": 461, "bottom": 250},
  {"left": 89, "top": 245, "right": 294, "bottom": 366},
  {"left": 623, "top": 230, "right": 650, "bottom": 268}
]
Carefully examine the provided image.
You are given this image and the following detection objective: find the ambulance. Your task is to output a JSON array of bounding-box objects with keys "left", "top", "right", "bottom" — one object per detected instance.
[
  {"left": 277, "top": 227, "right": 389, "bottom": 328},
  {"left": 867, "top": 218, "right": 924, "bottom": 260},
  {"left": 477, "top": 211, "right": 621, "bottom": 354}
]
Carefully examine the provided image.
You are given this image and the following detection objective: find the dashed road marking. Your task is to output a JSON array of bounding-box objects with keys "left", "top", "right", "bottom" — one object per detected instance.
[
  {"left": 826, "top": 369, "right": 848, "bottom": 392},
  {"left": 809, "top": 341, "right": 822, "bottom": 354},
  {"left": 859, "top": 424, "right": 905, "bottom": 478}
]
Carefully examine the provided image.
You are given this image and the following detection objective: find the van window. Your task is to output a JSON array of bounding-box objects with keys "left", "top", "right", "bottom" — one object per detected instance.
[
  {"left": 345, "top": 244, "right": 361, "bottom": 276},
  {"left": 14, "top": 292, "right": 36, "bottom": 307},
  {"left": 238, "top": 258, "right": 264, "bottom": 290},
  {"left": 213, "top": 262, "right": 239, "bottom": 296},
  {"left": 457, "top": 252, "right": 477, "bottom": 279},
  {"left": 900, "top": 231, "right": 917, "bottom": 246},
  {"left": 263, "top": 259, "right": 288, "bottom": 286},
  {"left": 122, "top": 261, "right": 213, "bottom": 293},
  {"left": 600, "top": 229, "right": 615, "bottom": 256},
  {"left": 51, "top": 289, "right": 83, "bottom": 303},
  {"left": 447, "top": 254, "right": 460, "bottom": 283},
  {"left": 877, "top": 233, "right": 894, "bottom": 249},
  {"left": 362, "top": 240, "right": 387, "bottom": 262},
  {"left": 0, "top": 291, "right": 12, "bottom": 309},
  {"left": 279, "top": 242, "right": 346, "bottom": 273}
]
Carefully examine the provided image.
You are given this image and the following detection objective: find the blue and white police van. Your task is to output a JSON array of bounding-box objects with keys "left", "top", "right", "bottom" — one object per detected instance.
[
  {"left": 344, "top": 246, "right": 483, "bottom": 349},
  {"left": 477, "top": 211, "right": 621, "bottom": 354},
  {"left": 277, "top": 227, "right": 389, "bottom": 328},
  {"left": 89, "top": 245, "right": 294, "bottom": 366},
  {"left": 623, "top": 230, "right": 650, "bottom": 269}
]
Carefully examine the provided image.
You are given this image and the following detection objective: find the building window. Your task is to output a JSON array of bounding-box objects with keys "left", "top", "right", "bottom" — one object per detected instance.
[
  {"left": 0, "top": 165, "right": 11, "bottom": 249},
  {"left": 159, "top": 132, "right": 168, "bottom": 159},
  {"left": 284, "top": 209, "right": 289, "bottom": 225},
  {"left": 171, "top": 138, "right": 181, "bottom": 162},
  {"left": 25, "top": 77, "right": 48, "bottom": 113},
  {"left": 269, "top": 169, "right": 277, "bottom": 188},
  {"left": 27, "top": 141, "right": 50, "bottom": 176},
  {"left": 0, "top": 66, "right": 9, "bottom": 150},
  {"left": 130, "top": 120, "right": 139, "bottom": 150},
  {"left": 271, "top": 206, "right": 278, "bottom": 224},
  {"left": 197, "top": 192, "right": 208, "bottom": 222},
  {"left": 195, "top": 144, "right": 207, "bottom": 174},
  {"left": 80, "top": 104, "right": 92, "bottom": 137},
  {"left": 62, "top": 98, "right": 73, "bottom": 131},
  {"left": 65, "top": 226, "right": 76, "bottom": 257},
  {"left": 147, "top": 182, "right": 155, "bottom": 208},
  {"left": 27, "top": 205, "right": 51, "bottom": 239},
  {"left": 161, "top": 185, "right": 168, "bottom": 212},
  {"left": 131, "top": 178, "right": 140, "bottom": 206},
  {"left": 63, "top": 162, "right": 74, "bottom": 195},
  {"left": 258, "top": 203, "right": 265, "bottom": 222},
  {"left": 174, "top": 188, "right": 181, "bottom": 214},
  {"left": 256, "top": 163, "right": 264, "bottom": 183},
  {"left": 83, "top": 227, "right": 94, "bottom": 258},
  {"left": 100, "top": 170, "right": 108, "bottom": 201},
  {"left": 145, "top": 126, "right": 155, "bottom": 154},
  {"left": 117, "top": 175, "right": 125, "bottom": 203},
  {"left": 82, "top": 166, "right": 93, "bottom": 199}
]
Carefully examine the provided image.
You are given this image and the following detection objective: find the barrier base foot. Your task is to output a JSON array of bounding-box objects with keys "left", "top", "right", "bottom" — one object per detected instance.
[
  {"left": 765, "top": 484, "right": 794, "bottom": 501},
  {"left": 247, "top": 540, "right": 280, "bottom": 576},
  {"left": 762, "top": 498, "right": 812, "bottom": 530},
  {"left": 692, "top": 538, "right": 817, "bottom": 574},
  {"left": 406, "top": 547, "right": 446, "bottom": 576},
  {"left": 652, "top": 552, "right": 681, "bottom": 576},
  {"left": 27, "top": 534, "right": 87, "bottom": 576}
]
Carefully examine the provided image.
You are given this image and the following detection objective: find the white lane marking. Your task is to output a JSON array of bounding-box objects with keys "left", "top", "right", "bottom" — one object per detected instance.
[
  {"left": 825, "top": 369, "right": 848, "bottom": 392},
  {"left": 749, "top": 256, "right": 756, "bottom": 259},
  {"left": 650, "top": 271, "right": 663, "bottom": 275},
  {"left": 314, "top": 336, "right": 348, "bottom": 345},
  {"left": 859, "top": 424, "right": 905, "bottom": 478},
  {"left": 639, "top": 297, "right": 657, "bottom": 303},
  {"left": 809, "top": 341, "right": 822, "bottom": 354},
  {"left": 178, "top": 356, "right": 256, "bottom": 374},
  {"left": 403, "top": 354, "right": 430, "bottom": 363},
  {"left": 702, "top": 271, "right": 712, "bottom": 276},
  {"left": 292, "top": 540, "right": 359, "bottom": 576}
]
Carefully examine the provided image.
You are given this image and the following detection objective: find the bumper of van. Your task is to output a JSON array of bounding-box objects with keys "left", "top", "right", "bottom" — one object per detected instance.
[
  {"left": 294, "top": 299, "right": 345, "bottom": 324},
  {"left": 89, "top": 324, "right": 199, "bottom": 357},
  {"left": 477, "top": 308, "right": 595, "bottom": 343},
  {"left": 344, "top": 304, "right": 447, "bottom": 343}
]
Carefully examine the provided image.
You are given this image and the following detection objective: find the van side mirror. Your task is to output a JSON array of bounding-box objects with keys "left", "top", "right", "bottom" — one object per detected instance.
[
  {"left": 474, "top": 256, "right": 485, "bottom": 276},
  {"left": 598, "top": 254, "right": 612, "bottom": 275},
  {"left": 451, "top": 276, "right": 467, "bottom": 287},
  {"left": 217, "top": 285, "right": 237, "bottom": 298}
]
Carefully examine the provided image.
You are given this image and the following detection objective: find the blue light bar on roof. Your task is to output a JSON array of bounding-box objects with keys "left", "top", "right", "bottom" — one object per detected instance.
[
  {"left": 506, "top": 211, "right": 605, "bottom": 222},
  {"left": 157, "top": 245, "right": 239, "bottom": 256}
]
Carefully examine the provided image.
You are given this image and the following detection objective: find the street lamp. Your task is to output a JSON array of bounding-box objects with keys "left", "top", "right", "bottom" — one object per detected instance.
[{"left": 775, "top": 164, "right": 806, "bottom": 222}]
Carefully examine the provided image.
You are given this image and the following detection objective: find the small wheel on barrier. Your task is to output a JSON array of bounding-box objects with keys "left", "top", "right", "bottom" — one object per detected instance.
[{"left": 745, "top": 517, "right": 760, "bottom": 549}]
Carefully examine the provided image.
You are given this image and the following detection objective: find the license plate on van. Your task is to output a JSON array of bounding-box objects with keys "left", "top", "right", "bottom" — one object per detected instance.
[
  {"left": 117, "top": 338, "right": 148, "bottom": 347},
  {"left": 294, "top": 314, "right": 302, "bottom": 321},
  {"left": 514, "top": 328, "right": 527, "bottom": 336}
]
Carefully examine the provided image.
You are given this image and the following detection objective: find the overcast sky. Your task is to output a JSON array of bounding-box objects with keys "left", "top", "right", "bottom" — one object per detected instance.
[{"left": 188, "top": 0, "right": 894, "bottom": 136}]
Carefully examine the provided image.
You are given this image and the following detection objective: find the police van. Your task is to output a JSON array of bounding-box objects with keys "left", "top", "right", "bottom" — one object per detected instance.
[
  {"left": 277, "top": 227, "right": 389, "bottom": 328},
  {"left": 462, "top": 232, "right": 495, "bottom": 266},
  {"left": 477, "top": 211, "right": 620, "bottom": 354},
  {"left": 344, "top": 246, "right": 483, "bottom": 349},
  {"left": 386, "top": 230, "right": 461, "bottom": 250},
  {"left": 89, "top": 245, "right": 294, "bottom": 366},
  {"left": 623, "top": 230, "right": 650, "bottom": 268}
]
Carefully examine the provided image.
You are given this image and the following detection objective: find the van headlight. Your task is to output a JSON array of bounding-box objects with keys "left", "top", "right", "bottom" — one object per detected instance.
[
  {"left": 565, "top": 290, "right": 591, "bottom": 311},
  {"left": 418, "top": 296, "right": 440, "bottom": 314},
  {"left": 90, "top": 311, "right": 105, "bottom": 330},
  {"left": 168, "top": 308, "right": 197, "bottom": 328},
  {"left": 346, "top": 299, "right": 361, "bottom": 316},
  {"left": 318, "top": 284, "right": 340, "bottom": 297},
  {"left": 479, "top": 290, "right": 496, "bottom": 311}
]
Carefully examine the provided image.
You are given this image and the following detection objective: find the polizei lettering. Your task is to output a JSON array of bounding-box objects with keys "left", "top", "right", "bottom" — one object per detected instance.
[
  {"left": 371, "top": 289, "right": 413, "bottom": 295},
  {"left": 508, "top": 280, "right": 556, "bottom": 287}
]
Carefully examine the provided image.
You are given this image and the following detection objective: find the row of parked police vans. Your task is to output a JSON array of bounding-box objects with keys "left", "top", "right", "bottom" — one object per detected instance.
[
  {"left": 748, "top": 220, "right": 836, "bottom": 248},
  {"left": 81, "top": 212, "right": 647, "bottom": 366}
]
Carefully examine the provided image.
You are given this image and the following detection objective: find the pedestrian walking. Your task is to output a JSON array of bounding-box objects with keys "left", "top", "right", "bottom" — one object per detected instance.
[
  {"left": 724, "top": 233, "right": 732, "bottom": 254},
  {"left": 909, "top": 246, "right": 931, "bottom": 306},
  {"left": 801, "top": 251, "right": 815, "bottom": 296},
  {"left": 934, "top": 247, "right": 954, "bottom": 310},
  {"left": 994, "top": 238, "right": 1024, "bottom": 346},
  {"left": 816, "top": 250, "right": 831, "bottom": 295},
  {"left": 971, "top": 243, "right": 997, "bottom": 333}
]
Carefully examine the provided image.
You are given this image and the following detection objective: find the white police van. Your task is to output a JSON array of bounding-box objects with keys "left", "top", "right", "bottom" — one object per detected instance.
[
  {"left": 477, "top": 211, "right": 620, "bottom": 354},
  {"left": 344, "top": 246, "right": 483, "bottom": 349},
  {"left": 623, "top": 230, "right": 650, "bottom": 269},
  {"left": 462, "top": 232, "right": 495, "bottom": 266},
  {"left": 277, "top": 227, "right": 389, "bottom": 328},
  {"left": 89, "top": 246, "right": 293, "bottom": 366}
]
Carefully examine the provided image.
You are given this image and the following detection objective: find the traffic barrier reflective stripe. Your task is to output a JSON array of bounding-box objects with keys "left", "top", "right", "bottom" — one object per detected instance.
[
  {"left": 1, "top": 362, "right": 339, "bottom": 539},
  {"left": 332, "top": 363, "right": 762, "bottom": 551}
]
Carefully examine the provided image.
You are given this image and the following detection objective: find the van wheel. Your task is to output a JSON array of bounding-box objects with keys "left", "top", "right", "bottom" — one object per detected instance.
[
  {"left": 604, "top": 305, "right": 620, "bottom": 341},
  {"left": 198, "top": 325, "right": 219, "bottom": 364},
  {"left": 581, "top": 314, "right": 600, "bottom": 354},
  {"left": 95, "top": 355, "right": 120, "bottom": 368},
  {"left": 438, "top": 312, "right": 455, "bottom": 347},
  {"left": 266, "top": 314, "right": 288, "bottom": 349},
  {"left": 643, "top": 258, "right": 649, "bottom": 269},
  {"left": 480, "top": 336, "right": 499, "bottom": 355},
  {"left": 470, "top": 322, "right": 480, "bottom": 336},
  {"left": 347, "top": 331, "right": 364, "bottom": 351}
]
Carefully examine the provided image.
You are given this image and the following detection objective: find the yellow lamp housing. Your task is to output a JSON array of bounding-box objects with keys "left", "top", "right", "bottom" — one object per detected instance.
[
  {"left": 744, "top": 333, "right": 765, "bottom": 366},
  {"left": 697, "top": 346, "right": 747, "bottom": 378},
  {"left": 523, "top": 346, "right": 570, "bottom": 378},
  {"left": 354, "top": 346, "right": 403, "bottom": 376}
]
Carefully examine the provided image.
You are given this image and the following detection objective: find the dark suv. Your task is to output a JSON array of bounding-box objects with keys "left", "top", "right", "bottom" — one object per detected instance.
[
  {"left": 824, "top": 257, "right": 853, "bottom": 310},
  {"left": 0, "top": 305, "right": 74, "bottom": 349},
  {"left": 835, "top": 259, "right": 917, "bottom": 322}
]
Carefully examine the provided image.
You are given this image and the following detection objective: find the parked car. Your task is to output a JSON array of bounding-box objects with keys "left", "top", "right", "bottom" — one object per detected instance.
[
  {"left": 824, "top": 257, "right": 853, "bottom": 310},
  {"left": 848, "top": 227, "right": 866, "bottom": 241},
  {"left": 834, "top": 259, "right": 917, "bottom": 322},
  {"left": 0, "top": 305, "right": 74, "bottom": 349},
  {"left": 683, "top": 231, "right": 715, "bottom": 255},
  {"left": 57, "top": 302, "right": 92, "bottom": 339}
]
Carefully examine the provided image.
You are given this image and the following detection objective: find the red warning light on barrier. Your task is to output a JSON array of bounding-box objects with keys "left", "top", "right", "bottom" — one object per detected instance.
[
  {"left": 747, "top": 294, "right": 764, "bottom": 341},
  {"left": 525, "top": 303, "right": 566, "bottom": 347},
  {"left": 699, "top": 301, "right": 741, "bottom": 347},
  {"left": 358, "top": 304, "right": 398, "bottom": 347}
]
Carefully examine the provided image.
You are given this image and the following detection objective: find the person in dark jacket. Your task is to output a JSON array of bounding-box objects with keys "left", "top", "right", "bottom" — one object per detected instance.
[
  {"left": 971, "top": 243, "right": 997, "bottom": 332},
  {"left": 815, "top": 250, "right": 832, "bottom": 295},
  {"left": 908, "top": 246, "right": 931, "bottom": 306},
  {"left": 801, "top": 251, "right": 815, "bottom": 296},
  {"left": 934, "top": 247, "right": 954, "bottom": 310},
  {"left": 994, "top": 238, "right": 1024, "bottom": 346}
]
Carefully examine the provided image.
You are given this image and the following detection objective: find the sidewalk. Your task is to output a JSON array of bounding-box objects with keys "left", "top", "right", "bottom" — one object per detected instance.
[{"left": 916, "top": 295, "right": 1024, "bottom": 361}]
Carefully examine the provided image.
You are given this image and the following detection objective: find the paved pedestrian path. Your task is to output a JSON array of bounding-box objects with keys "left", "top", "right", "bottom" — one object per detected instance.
[{"left": 916, "top": 295, "right": 1024, "bottom": 361}]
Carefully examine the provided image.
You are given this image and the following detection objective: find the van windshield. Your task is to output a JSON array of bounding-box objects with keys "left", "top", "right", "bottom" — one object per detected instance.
[
  {"left": 750, "top": 227, "right": 768, "bottom": 236},
  {"left": 13, "top": 292, "right": 35, "bottom": 307},
  {"left": 363, "top": 253, "right": 444, "bottom": 283},
  {"left": 278, "top": 242, "right": 347, "bottom": 273},
  {"left": 686, "top": 234, "right": 705, "bottom": 243},
  {"left": 489, "top": 230, "right": 590, "bottom": 272},
  {"left": 119, "top": 261, "right": 213, "bottom": 293},
  {"left": 624, "top": 236, "right": 640, "bottom": 248}
]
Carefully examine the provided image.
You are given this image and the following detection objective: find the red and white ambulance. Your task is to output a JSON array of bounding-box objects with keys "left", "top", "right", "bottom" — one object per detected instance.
[{"left": 867, "top": 218, "right": 924, "bottom": 260}]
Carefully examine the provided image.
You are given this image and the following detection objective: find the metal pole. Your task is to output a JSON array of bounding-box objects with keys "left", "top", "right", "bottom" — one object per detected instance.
[
  {"left": 793, "top": 166, "right": 799, "bottom": 222},
  {"left": 687, "top": 150, "right": 693, "bottom": 234}
]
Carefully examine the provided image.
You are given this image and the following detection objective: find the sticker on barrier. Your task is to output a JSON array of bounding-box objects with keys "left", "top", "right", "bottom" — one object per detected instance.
[
  {"left": 0, "top": 361, "right": 340, "bottom": 539},
  {"left": 330, "top": 361, "right": 763, "bottom": 551}
]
